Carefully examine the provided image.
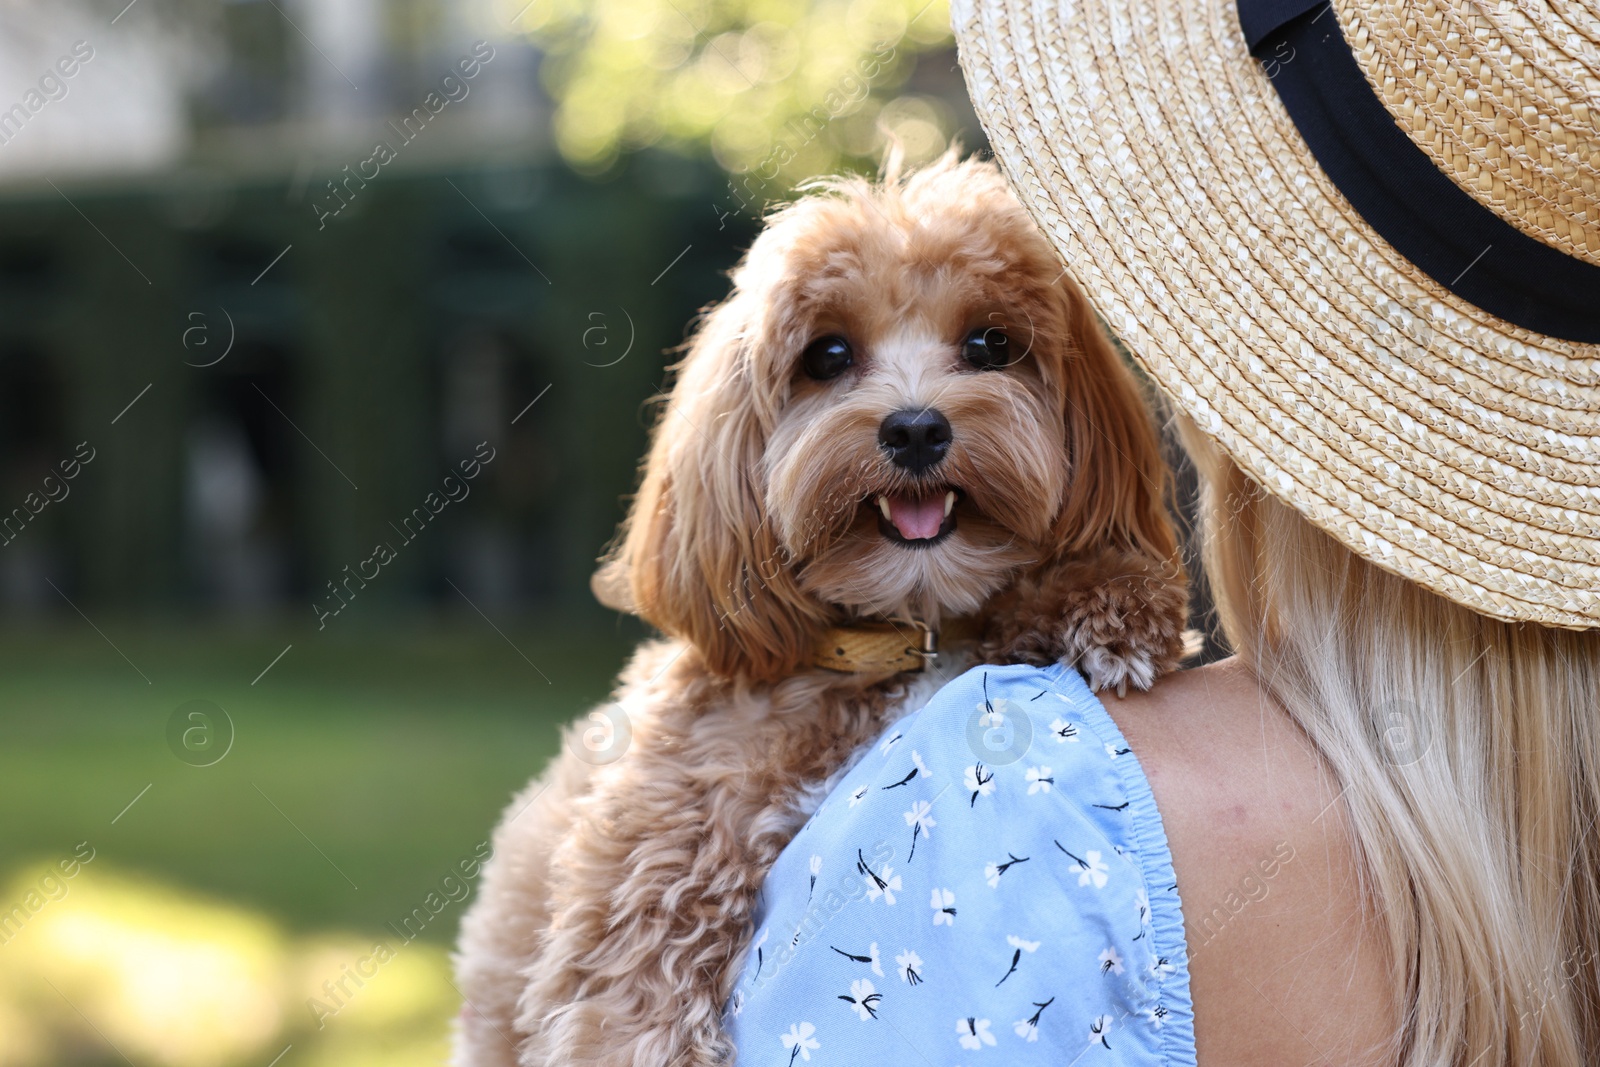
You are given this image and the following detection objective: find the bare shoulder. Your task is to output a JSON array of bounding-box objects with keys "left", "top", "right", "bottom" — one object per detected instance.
[
  {"left": 1102, "top": 658, "right": 1398, "bottom": 1067},
  {"left": 1105, "top": 657, "right": 1330, "bottom": 844}
]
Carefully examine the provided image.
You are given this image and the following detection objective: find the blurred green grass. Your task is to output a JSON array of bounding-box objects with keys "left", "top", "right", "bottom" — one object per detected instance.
[{"left": 0, "top": 619, "right": 633, "bottom": 940}]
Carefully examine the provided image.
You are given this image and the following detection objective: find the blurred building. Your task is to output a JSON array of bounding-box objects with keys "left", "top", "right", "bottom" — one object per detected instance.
[{"left": 0, "top": 0, "right": 757, "bottom": 621}]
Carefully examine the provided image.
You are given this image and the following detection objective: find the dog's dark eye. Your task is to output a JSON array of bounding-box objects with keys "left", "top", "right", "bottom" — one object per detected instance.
[
  {"left": 801, "top": 335, "right": 854, "bottom": 380},
  {"left": 962, "top": 326, "right": 1012, "bottom": 370}
]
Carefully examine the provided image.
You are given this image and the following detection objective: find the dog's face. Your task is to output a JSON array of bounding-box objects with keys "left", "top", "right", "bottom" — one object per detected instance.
[
  {"left": 758, "top": 170, "right": 1074, "bottom": 620},
  {"left": 600, "top": 155, "right": 1174, "bottom": 679}
]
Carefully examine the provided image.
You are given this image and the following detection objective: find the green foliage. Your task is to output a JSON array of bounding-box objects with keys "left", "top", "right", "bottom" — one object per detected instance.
[
  {"left": 0, "top": 623, "right": 625, "bottom": 933},
  {"left": 0, "top": 622, "right": 629, "bottom": 1065},
  {"left": 505, "top": 0, "right": 955, "bottom": 178}
]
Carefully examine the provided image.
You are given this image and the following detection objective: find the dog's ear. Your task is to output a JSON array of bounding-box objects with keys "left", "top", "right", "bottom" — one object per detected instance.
[
  {"left": 593, "top": 294, "right": 827, "bottom": 682},
  {"left": 1050, "top": 271, "right": 1180, "bottom": 566},
  {"left": 980, "top": 270, "right": 1190, "bottom": 692}
]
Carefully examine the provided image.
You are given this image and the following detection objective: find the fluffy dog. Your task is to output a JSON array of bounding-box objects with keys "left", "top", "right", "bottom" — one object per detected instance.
[{"left": 451, "top": 152, "right": 1189, "bottom": 1067}]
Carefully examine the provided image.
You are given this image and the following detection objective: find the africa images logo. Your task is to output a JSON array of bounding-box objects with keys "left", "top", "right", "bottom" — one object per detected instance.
[
  {"left": 312, "top": 41, "right": 496, "bottom": 229},
  {"left": 0, "top": 40, "right": 96, "bottom": 148}
]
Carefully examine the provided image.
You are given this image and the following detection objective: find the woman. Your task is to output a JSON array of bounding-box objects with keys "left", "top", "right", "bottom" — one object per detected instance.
[{"left": 726, "top": 0, "right": 1600, "bottom": 1063}]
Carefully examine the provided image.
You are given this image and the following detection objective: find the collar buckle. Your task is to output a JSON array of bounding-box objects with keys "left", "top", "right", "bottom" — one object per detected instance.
[{"left": 812, "top": 617, "right": 979, "bottom": 674}]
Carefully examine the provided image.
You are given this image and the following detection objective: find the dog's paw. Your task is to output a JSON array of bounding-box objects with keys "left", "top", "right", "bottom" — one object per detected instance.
[
  {"left": 1034, "top": 578, "right": 1184, "bottom": 695},
  {"left": 1072, "top": 627, "right": 1163, "bottom": 696},
  {"left": 1075, "top": 627, "right": 1207, "bottom": 694},
  {"left": 979, "top": 550, "right": 1189, "bottom": 695}
]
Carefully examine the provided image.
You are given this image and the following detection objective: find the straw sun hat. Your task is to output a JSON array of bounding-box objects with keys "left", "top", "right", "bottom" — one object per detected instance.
[{"left": 950, "top": 0, "right": 1600, "bottom": 628}]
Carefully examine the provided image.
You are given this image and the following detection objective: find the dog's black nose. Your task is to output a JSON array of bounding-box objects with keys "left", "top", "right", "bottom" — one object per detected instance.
[{"left": 878, "top": 408, "right": 952, "bottom": 473}]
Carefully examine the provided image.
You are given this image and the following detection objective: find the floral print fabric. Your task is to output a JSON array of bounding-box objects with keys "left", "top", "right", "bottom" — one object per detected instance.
[{"left": 726, "top": 663, "right": 1197, "bottom": 1066}]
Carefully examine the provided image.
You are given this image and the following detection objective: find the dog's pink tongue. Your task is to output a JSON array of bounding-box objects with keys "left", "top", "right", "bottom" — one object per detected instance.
[{"left": 887, "top": 494, "right": 945, "bottom": 540}]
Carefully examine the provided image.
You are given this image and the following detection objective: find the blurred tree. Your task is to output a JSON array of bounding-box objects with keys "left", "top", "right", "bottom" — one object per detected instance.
[{"left": 503, "top": 0, "right": 954, "bottom": 184}]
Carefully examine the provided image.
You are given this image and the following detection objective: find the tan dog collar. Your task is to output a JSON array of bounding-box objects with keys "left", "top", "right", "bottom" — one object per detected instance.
[{"left": 813, "top": 617, "right": 982, "bottom": 674}]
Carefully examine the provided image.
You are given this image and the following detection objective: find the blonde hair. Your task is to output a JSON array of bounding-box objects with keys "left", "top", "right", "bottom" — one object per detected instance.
[{"left": 1180, "top": 420, "right": 1600, "bottom": 1066}]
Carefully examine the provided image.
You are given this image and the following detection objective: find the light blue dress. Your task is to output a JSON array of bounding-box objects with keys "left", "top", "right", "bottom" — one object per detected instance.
[{"left": 725, "top": 662, "right": 1197, "bottom": 1065}]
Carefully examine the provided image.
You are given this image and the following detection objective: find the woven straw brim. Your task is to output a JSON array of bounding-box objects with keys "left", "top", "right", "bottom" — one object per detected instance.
[
  {"left": 1340, "top": 0, "right": 1600, "bottom": 267},
  {"left": 952, "top": 0, "right": 1600, "bottom": 629}
]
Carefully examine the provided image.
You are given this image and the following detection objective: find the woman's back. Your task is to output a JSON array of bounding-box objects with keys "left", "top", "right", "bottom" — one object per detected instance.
[
  {"left": 1108, "top": 658, "right": 1395, "bottom": 1066},
  {"left": 723, "top": 656, "right": 1400, "bottom": 1066}
]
